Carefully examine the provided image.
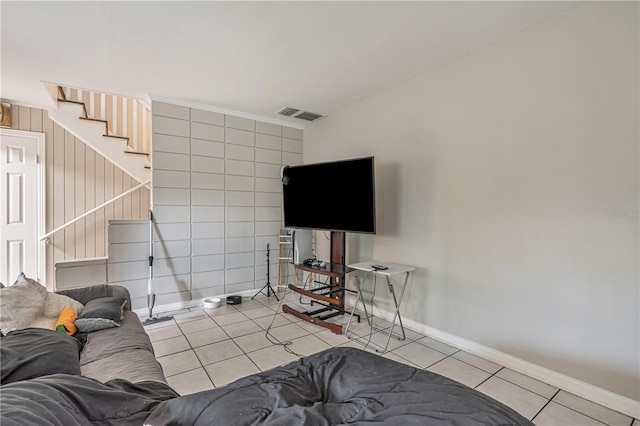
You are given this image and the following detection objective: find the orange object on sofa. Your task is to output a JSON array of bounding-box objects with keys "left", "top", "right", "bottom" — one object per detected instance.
[{"left": 55, "top": 306, "right": 78, "bottom": 335}]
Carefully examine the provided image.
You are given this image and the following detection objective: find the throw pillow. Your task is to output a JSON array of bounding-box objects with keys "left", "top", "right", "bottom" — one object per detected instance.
[
  {"left": 0, "top": 273, "right": 48, "bottom": 334},
  {"left": 74, "top": 297, "right": 126, "bottom": 333},
  {"left": 43, "top": 292, "right": 84, "bottom": 320},
  {"left": 0, "top": 327, "right": 82, "bottom": 385}
]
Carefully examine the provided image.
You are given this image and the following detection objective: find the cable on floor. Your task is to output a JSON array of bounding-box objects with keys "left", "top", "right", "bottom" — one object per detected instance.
[{"left": 263, "top": 260, "right": 305, "bottom": 359}]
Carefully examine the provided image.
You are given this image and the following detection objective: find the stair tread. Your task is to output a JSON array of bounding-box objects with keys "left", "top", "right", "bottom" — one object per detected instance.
[
  {"left": 103, "top": 134, "right": 129, "bottom": 140},
  {"left": 57, "top": 99, "right": 84, "bottom": 105},
  {"left": 80, "top": 116, "right": 108, "bottom": 124}
]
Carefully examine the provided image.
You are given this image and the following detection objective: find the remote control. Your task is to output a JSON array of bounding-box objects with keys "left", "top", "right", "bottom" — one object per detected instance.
[{"left": 371, "top": 265, "right": 388, "bottom": 270}]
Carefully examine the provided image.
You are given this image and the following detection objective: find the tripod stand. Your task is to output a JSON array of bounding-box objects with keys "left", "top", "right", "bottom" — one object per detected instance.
[{"left": 252, "top": 243, "right": 279, "bottom": 300}]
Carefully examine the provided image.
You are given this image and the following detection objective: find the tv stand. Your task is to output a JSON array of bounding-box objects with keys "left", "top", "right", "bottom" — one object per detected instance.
[{"left": 282, "top": 232, "right": 357, "bottom": 334}]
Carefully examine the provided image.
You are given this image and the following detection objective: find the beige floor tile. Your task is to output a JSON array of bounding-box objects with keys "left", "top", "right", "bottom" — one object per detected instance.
[
  {"left": 553, "top": 391, "right": 632, "bottom": 426},
  {"left": 476, "top": 376, "right": 548, "bottom": 420},
  {"left": 400, "top": 327, "right": 426, "bottom": 341},
  {"left": 344, "top": 319, "right": 376, "bottom": 337},
  {"left": 146, "top": 324, "right": 183, "bottom": 342},
  {"left": 212, "top": 311, "right": 250, "bottom": 326},
  {"left": 452, "top": 351, "right": 502, "bottom": 374},
  {"left": 178, "top": 317, "right": 218, "bottom": 334},
  {"left": 173, "top": 310, "right": 211, "bottom": 324},
  {"left": 351, "top": 331, "right": 409, "bottom": 352},
  {"left": 295, "top": 318, "right": 332, "bottom": 334},
  {"left": 267, "top": 323, "right": 309, "bottom": 342},
  {"left": 247, "top": 344, "right": 299, "bottom": 371},
  {"left": 427, "top": 357, "right": 491, "bottom": 388},
  {"left": 369, "top": 317, "right": 394, "bottom": 331},
  {"left": 157, "top": 350, "right": 201, "bottom": 377},
  {"left": 315, "top": 329, "right": 351, "bottom": 347},
  {"left": 240, "top": 306, "right": 277, "bottom": 319},
  {"left": 194, "top": 339, "right": 243, "bottom": 366},
  {"left": 166, "top": 367, "right": 215, "bottom": 395},
  {"left": 416, "top": 336, "right": 459, "bottom": 355},
  {"left": 496, "top": 368, "right": 558, "bottom": 399},
  {"left": 142, "top": 318, "right": 178, "bottom": 331},
  {"left": 204, "top": 354, "right": 261, "bottom": 387},
  {"left": 392, "top": 341, "right": 447, "bottom": 369},
  {"left": 185, "top": 327, "right": 230, "bottom": 348},
  {"left": 232, "top": 299, "right": 264, "bottom": 311},
  {"left": 234, "top": 331, "right": 276, "bottom": 353},
  {"left": 204, "top": 304, "right": 238, "bottom": 317},
  {"left": 533, "top": 401, "right": 604, "bottom": 425},
  {"left": 289, "top": 334, "right": 331, "bottom": 356},
  {"left": 253, "top": 314, "right": 292, "bottom": 330},
  {"left": 221, "top": 320, "right": 263, "bottom": 338},
  {"left": 382, "top": 351, "right": 421, "bottom": 369},
  {"left": 152, "top": 335, "right": 192, "bottom": 358},
  {"left": 256, "top": 295, "right": 284, "bottom": 307}
]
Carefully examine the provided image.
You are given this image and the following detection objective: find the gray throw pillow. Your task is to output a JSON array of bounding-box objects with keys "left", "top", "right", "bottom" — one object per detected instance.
[{"left": 74, "top": 297, "right": 126, "bottom": 333}]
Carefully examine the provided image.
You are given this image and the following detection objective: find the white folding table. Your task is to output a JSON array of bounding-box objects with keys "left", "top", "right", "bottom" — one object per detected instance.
[{"left": 345, "top": 261, "right": 415, "bottom": 353}]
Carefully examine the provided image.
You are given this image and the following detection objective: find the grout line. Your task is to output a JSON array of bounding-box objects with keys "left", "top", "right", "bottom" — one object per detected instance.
[
  {"left": 474, "top": 366, "right": 503, "bottom": 390},
  {"left": 531, "top": 389, "right": 561, "bottom": 423}
]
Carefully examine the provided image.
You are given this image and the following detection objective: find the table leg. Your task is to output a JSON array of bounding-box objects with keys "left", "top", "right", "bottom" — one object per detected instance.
[
  {"left": 381, "top": 271, "right": 409, "bottom": 353},
  {"left": 346, "top": 272, "right": 370, "bottom": 340}
]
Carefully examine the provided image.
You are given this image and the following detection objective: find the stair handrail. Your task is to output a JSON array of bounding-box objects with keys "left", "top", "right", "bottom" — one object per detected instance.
[{"left": 39, "top": 179, "right": 151, "bottom": 241}]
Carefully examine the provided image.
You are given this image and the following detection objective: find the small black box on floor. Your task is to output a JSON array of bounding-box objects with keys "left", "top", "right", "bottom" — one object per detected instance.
[{"left": 226, "top": 295, "right": 242, "bottom": 305}]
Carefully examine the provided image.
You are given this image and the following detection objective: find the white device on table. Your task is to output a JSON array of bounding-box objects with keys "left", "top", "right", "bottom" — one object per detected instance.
[{"left": 292, "top": 228, "right": 313, "bottom": 265}]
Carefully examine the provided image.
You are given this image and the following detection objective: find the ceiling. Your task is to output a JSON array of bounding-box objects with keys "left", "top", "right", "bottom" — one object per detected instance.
[{"left": 1, "top": 1, "right": 581, "bottom": 124}]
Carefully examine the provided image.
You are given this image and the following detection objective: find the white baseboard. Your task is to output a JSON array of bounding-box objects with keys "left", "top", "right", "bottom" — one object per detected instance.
[
  {"left": 366, "top": 303, "right": 640, "bottom": 419},
  {"left": 133, "top": 289, "right": 258, "bottom": 317}
]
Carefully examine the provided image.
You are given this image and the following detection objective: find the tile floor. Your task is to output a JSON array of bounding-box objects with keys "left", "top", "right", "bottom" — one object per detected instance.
[{"left": 141, "top": 292, "right": 638, "bottom": 426}]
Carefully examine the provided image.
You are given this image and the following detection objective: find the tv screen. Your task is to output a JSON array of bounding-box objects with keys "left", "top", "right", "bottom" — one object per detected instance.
[{"left": 282, "top": 157, "right": 376, "bottom": 234}]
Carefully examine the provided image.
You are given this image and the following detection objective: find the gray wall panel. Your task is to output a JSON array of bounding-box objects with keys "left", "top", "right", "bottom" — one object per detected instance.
[{"left": 152, "top": 101, "right": 302, "bottom": 301}]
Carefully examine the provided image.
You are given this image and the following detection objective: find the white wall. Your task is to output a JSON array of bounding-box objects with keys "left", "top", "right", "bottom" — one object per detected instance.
[{"left": 305, "top": 3, "right": 639, "bottom": 401}]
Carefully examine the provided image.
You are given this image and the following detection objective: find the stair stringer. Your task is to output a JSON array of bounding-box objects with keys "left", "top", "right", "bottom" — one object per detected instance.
[{"left": 48, "top": 101, "right": 150, "bottom": 184}]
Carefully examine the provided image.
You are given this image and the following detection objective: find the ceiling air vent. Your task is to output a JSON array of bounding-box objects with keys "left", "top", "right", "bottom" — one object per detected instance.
[
  {"left": 277, "top": 106, "right": 324, "bottom": 122},
  {"left": 277, "top": 107, "right": 301, "bottom": 117},
  {"left": 295, "top": 111, "right": 324, "bottom": 121}
]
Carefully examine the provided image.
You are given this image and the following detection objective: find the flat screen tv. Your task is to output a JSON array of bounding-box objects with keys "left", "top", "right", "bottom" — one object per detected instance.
[{"left": 282, "top": 156, "right": 376, "bottom": 234}]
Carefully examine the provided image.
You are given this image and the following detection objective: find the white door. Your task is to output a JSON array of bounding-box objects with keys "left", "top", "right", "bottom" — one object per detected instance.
[{"left": 0, "top": 129, "right": 44, "bottom": 286}]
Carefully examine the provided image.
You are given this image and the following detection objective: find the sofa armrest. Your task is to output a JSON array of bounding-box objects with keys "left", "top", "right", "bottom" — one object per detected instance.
[{"left": 56, "top": 285, "right": 132, "bottom": 311}]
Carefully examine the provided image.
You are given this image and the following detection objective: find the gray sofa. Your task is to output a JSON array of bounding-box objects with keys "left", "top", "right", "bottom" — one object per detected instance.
[{"left": 56, "top": 284, "right": 166, "bottom": 384}]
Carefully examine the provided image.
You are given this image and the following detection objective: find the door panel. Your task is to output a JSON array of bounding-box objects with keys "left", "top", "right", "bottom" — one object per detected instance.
[{"left": 0, "top": 131, "right": 41, "bottom": 285}]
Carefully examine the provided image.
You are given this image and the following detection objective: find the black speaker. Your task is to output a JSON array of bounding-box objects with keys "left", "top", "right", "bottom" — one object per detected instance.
[{"left": 226, "top": 295, "right": 242, "bottom": 305}]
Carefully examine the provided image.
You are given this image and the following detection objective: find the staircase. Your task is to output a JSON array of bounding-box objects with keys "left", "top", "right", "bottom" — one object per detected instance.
[{"left": 46, "top": 84, "right": 151, "bottom": 184}]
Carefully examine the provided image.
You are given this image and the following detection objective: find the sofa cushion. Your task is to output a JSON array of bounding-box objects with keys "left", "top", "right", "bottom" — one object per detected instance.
[
  {"left": 0, "top": 328, "right": 82, "bottom": 385},
  {"left": 75, "top": 297, "right": 125, "bottom": 333},
  {"left": 56, "top": 285, "right": 132, "bottom": 311},
  {"left": 79, "top": 311, "right": 166, "bottom": 384}
]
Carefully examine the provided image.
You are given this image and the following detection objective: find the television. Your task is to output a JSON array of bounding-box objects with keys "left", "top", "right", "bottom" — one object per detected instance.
[{"left": 282, "top": 156, "right": 376, "bottom": 234}]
